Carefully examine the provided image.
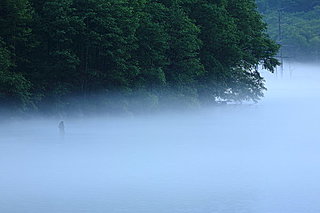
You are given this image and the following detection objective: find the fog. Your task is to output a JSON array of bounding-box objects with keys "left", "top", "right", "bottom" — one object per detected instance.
[{"left": 1, "top": 63, "right": 320, "bottom": 213}]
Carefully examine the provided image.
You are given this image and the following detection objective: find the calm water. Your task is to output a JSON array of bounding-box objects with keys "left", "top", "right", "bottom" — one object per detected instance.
[{"left": 1, "top": 63, "right": 320, "bottom": 213}]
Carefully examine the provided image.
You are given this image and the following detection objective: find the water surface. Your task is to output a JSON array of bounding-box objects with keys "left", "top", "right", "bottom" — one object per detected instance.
[{"left": 1, "top": 63, "right": 320, "bottom": 213}]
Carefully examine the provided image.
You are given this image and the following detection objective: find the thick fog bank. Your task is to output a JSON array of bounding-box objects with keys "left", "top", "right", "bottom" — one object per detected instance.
[{"left": 1, "top": 63, "right": 320, "bottom": 213}]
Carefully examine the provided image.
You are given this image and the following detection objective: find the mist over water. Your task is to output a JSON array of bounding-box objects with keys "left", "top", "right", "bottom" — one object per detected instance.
[{"left": 1, "top": 63, "right": 320, "bottom": 213}]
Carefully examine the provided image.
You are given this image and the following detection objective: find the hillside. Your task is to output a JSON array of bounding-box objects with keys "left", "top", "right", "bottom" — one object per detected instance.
[{"left": 257, "top": 0, "right": 320, "bottom": 62}]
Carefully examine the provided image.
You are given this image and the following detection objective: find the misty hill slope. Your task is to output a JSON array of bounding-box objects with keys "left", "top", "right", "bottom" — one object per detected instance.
[{"left": 257, "top": 0, "right": 320, "bottom": 62}]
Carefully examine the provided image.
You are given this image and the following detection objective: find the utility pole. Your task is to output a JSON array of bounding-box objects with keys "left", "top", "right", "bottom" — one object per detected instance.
[{"left": 278, "top": 8, "right": 284, "bottom": 78}]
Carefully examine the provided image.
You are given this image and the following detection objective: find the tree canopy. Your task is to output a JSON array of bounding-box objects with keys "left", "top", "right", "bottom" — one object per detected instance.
[{"left": 0, "top": 0, "right": 279, "bottom": 114}]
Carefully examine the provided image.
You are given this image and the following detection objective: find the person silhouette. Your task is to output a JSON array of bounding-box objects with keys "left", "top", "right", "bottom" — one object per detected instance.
[{"left": 58, "top": 121, "right": 65, "bottom": 139}]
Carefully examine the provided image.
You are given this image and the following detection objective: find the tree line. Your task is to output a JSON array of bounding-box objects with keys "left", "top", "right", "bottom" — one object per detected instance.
[
  {"left": 0, "top": 0, "right": 279, "bottom": 115},
  {"left": 257, "top": 0, "right": 320, "bottom": 62}
]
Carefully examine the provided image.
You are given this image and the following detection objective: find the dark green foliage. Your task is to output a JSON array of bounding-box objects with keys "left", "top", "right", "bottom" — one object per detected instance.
[
  {"left": 0, "top": 39, "right": 32, "bottom": 110},
  {"left": 185, "top": 0, "right": 279, "bottom": 102},
  {"left": 0, "top": 0, "right": 279, "bottom": 114},
  {"left": 0, "top": 0, "right": 33, "bottom": 110}
]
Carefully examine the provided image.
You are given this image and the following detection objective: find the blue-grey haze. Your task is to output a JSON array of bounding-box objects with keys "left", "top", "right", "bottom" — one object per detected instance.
[{"left": 1, "top": 63, "right": 320, "bottom": 213}]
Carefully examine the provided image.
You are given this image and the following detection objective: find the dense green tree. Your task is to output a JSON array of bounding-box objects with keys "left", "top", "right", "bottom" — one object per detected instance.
[
  {"left": 161, "top": 2, "right": 204, "bottom": 104},
  {"left": 184, "top": 0, "right": 279, "bottom": 102},
  {"left": 133, "top": 2, "right": 169, "bottom": 90},
  {"left": 0, "top": 0, "right": 279, "bottom": 114},
  {"left": 0, "top": 0, "right": 33, "bottom": 110},
  {"left": 29, "top": 0, "right": 141, "bottom": 111},
  {"left": 0, "top": 39, "right": 32, "bottom": 111}
]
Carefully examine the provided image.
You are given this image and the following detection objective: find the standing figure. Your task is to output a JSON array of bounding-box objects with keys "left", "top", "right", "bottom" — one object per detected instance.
[{"left": 58, "top": 121, "right": 65, "bottom": 139}]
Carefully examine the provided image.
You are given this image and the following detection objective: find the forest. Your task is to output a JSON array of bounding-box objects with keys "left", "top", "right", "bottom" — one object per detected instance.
[
  {"left": 0, "top": 0, "right": 279, "bottom": 115},
  {"left": 257, "top": 0, "right": 320, "bottom": 62}
]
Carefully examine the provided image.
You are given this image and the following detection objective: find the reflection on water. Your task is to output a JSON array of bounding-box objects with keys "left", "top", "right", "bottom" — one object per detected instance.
[{"left": 1, "top": 63, "right": 320, "bottom": 213}]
